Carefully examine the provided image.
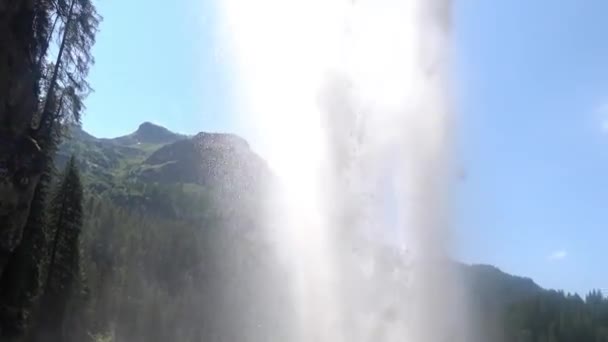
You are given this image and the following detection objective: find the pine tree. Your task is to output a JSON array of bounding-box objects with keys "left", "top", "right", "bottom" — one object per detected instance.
[
  {"left": 33, "top": 156, "right": 85, "bottom": 342},
  {"left": 0, "top": 165, "right": 54, "bottom": 339},
  {"left": 34, "top": 0, "right": 101, "bottom": 130},
  {"left": 0, "top": 0, "right": 99, "bottom": 337},
  {"left": 0, "top": 57, "right": 67, "bottom": 338},
  {"left": 0, "top": 0, "right": 100, "bottom": 279}
]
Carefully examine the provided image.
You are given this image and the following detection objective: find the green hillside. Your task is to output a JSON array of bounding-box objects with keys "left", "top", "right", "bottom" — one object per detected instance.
[{"left": 56, "top": 123, "right": 608, "bottom": 342}]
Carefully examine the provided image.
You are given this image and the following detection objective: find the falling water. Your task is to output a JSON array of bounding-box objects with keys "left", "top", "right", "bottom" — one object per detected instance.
[{"left": 218, "top": 0, "right": 468, "bottom": 341}]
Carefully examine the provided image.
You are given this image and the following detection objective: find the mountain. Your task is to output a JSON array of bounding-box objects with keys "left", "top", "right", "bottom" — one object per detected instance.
[
  {"left": 460, "top": 264, "right": 544, "bottom": 341},
  {"left": 462, "top": 263, "right": 543, "bottom": 305},
  {"left": 57, "top": 125, "right": 149, "bottom": 192},
  {"left": 59, "top": 124, "right": 545, "bottom": 297},
  {"left": 55, "top": 123, "right": 608, "bottom": 342},
  {"left": 60, "top": 123, "right": 549, "bottom": 341},
  {"left": 110, "top": 121, "right": 187, "bottom": 146},
  {"left": 58, "top": 123, "right": 270, "bottom": 197},
  {"left": 131, "top": 132, "right": 270, "bottom": 194}
]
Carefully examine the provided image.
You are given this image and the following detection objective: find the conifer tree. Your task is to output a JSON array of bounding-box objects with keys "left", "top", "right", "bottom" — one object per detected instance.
[
  {"left": 0, "top": 166, "right": 53, "bottom": 339},
  {"left": 0, "top": 0, "right": 100, "bottom": 280},
  {"left": 35, "top": 0, "right": 100, "bottom": 129},
  {"left": 33, "top": 156, "right": 85, "bottom": 342}
]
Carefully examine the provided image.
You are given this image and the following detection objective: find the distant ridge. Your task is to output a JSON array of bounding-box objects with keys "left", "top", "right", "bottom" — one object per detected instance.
[
  {"left": 58, "top": 122, "right": 269, "bottom": 197},
  {"left": 109, "top": 122, "right": 187, "bottom": 145},
  {"left": 62, "top": 123, "right": 546, "bottom": 305}
]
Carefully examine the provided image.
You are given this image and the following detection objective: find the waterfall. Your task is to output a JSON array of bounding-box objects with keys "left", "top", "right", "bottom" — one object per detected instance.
[{"left": 218, "top": 0, "right": 469, "bottom": 340}]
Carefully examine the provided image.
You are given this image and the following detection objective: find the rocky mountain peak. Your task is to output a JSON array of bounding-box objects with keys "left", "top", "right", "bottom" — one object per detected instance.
[{"left": 133, "top": 122, "right": 179, "bottom": 144}]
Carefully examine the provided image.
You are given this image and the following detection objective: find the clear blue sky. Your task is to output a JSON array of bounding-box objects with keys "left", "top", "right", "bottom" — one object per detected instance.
[
  {"left": 84, "top": 0, "right": 236, "bottom": 138},
  {"left": 84, "top": 0, "right": 608, "bottom": 295},
  {"left": 454, "top": 0, "right": 608, "bottom": 295}
]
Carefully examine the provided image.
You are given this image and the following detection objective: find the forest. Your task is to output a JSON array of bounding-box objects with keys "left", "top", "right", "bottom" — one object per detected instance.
[{"left": 0, "top": 1, "right": 607, "bottom": 341}]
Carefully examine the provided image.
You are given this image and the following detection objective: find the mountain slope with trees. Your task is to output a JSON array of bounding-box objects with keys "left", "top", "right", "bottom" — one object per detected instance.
[
  {"left": 5, "top": 115, "right": 608, "bottom": 342},
  {"left": 60, "top": 124, "right": 599, "bottom": 342}
]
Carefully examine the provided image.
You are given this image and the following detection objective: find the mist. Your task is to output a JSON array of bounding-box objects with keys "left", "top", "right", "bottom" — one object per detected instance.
[{"left": 217, "top": 0, "right": 470, "bottom": 341}]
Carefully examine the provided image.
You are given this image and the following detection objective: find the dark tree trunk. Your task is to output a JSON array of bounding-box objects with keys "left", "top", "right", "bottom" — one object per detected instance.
[{"left": 38, "top": 0, "right": 75, "bottom": 128}]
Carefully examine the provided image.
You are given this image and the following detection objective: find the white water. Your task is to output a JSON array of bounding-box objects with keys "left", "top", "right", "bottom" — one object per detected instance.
[{"left": 218, "top": 0, "right": 468, "bottom": 341}]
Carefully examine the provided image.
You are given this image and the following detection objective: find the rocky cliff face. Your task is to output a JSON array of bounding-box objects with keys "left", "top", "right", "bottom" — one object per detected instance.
[
  {"left": 0, "top": 1, "right": 48, "bottom": 274},
  {"left": 57, "top": 123, "right": 272, "bottom": 210},
  {"left": 110, "top": 122, "right": 186, "bottom": 146},
  {"left": 137, "top": 132, "right": 269, "bottom": 193}
]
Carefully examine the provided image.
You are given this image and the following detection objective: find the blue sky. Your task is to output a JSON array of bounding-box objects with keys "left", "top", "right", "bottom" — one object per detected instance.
[
  {"left": 84, "top": 0, "right": 236, "bottom": 138},
  {"left": 454, "top": 0, "right": 608, "bottom": 295},
  {"left": 84, "top": 0, "right": 608, "bottom": 295}
]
